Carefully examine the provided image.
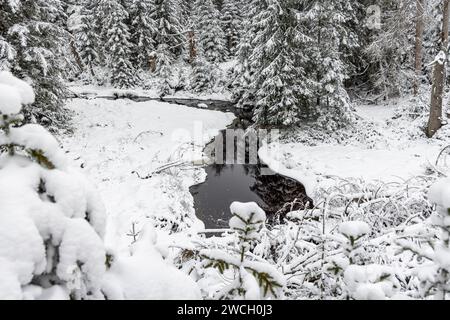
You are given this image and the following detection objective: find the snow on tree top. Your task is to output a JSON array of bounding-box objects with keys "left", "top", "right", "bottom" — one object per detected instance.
[
  {"left": 0, "top": 71, "right": 35, "bottom": 105},
  {"left": 0, "top": 83, "right": 22, "bottom": 115},
  {"left": 339, "top": 221, "right": 371, "bottom": 239},
  {"left": 229, "top": 201, "right": 266, "bottom": 231},
  {"left": 8, "top": 124, "right": 67, "bottom": 169}
]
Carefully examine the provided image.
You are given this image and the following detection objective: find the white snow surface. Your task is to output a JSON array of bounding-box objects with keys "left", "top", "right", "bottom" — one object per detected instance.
[
  {"left": 103, "top": 225, "right": 201, "bottom": 300},
  {"left": 68, "top": 83, "right": 233, "bottom": 102}
]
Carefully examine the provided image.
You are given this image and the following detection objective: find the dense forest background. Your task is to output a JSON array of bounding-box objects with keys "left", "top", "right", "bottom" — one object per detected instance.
[{"left": 0, "top": 0, "right": 446, "bottom": 131}]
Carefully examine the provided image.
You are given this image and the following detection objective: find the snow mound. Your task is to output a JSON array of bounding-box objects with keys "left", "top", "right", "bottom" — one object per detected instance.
[
  {"left": 103, "top": 225, "right": 201, "bottom": 300},
  {"left": 0, "top": 71, "right": 35, "bottom": 105}
]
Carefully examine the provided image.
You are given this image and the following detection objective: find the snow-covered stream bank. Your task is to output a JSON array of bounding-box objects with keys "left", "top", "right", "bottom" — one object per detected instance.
[
  {"left": 60, "top": 98, "right": 235, "bottom": 250},
  {"left": 259, "top": 102, "right": 450, "bottom": 198}
]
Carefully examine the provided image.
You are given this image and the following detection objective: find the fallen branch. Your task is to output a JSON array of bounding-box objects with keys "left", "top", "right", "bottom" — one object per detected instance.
[
  {"left": 133, "top": 130, "right": 163, "bottom": 142},
  {"left": 132, "top": 159, "right": 206, "bottom": 179},
  {"left": 435, "top": 145, "right": 450, "bottom": 166}
]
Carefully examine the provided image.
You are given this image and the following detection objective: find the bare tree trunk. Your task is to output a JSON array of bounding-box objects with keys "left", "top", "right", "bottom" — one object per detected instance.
[
  {"left": 188, "top": 30, "right": 197, "bottom": 64},
  {"left": 70, "top": 40, "right": 83, "bottom": 72},
  {"left": 427, "top": 0, "right": 450, "bottom": 138},
  {"left": 414, "top": 0, "right": 425, "bottom": 96}
]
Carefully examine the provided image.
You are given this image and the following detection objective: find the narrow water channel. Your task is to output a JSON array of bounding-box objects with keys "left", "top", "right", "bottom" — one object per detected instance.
[{"left": 188, "top": 104, "right": 311, "bottom": 229}]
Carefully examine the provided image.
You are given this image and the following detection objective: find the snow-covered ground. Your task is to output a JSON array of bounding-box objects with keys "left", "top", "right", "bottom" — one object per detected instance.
[
  {"left": 68, "top": 83, "right": 233, "bottom": 101},
  {"left": 60, "top": 97, "right": 235, "bottom": 250},
  {"left": 67, "top": 60, "right": 235, "bottom": 101},
  {"left": 260, "top": 100, "right": 449, "bottom": 198}
]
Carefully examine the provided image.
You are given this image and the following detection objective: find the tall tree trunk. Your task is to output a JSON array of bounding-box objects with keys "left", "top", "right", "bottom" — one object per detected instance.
[
  {"left": 427, "top": 0, "right": 450, "bottom": 138},
  {"left": 70, "top": 40, "right": 83, "bottom": 72},
  {"left": 414, "top": 0, "right": 425, "bottom": 96},
  {"left": 188, "top": 30, "right": 197, "bottom": 64}
]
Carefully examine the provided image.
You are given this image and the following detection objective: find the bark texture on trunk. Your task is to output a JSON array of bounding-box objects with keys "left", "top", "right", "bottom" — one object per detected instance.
[
  {"left": 70, "top": 40, "right": 84, "bottom": 72},
  {"left": 188, "top": 31, "right": 197, "bottom": 64},
  {"left": 427, "top": 0, "right": 450, "bottom": 138},
  {"left": 414, "top": 0, "right": 425, "bottom": 96}
]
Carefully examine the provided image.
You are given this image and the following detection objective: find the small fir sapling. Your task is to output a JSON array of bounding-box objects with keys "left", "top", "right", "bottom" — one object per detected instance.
[
  {"left": 155, "top": 44, "right": 174, "bottom": 97},
  {"left": 200, "top": 202, "right": 285, "bottom": 299}
]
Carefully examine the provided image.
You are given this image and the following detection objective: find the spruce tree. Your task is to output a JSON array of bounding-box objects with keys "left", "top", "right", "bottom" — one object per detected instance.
[
  {"left": 179, "top": 0, "right": 197, "bottom": 63},
  {"left": 221, "top": 0, "right": 242, "bottom": 57},
  {"left": 73, "top": 0, "right": 100, "bottom": 79},
  {"left": 97, "top": 0, "right": 136, "bottom": 88},
  {"left": 247, "top": 0, "right": 310, "bottom": 126},
  {"left": 191, "top": 54, "right": 215, "bottom": 92},
  {"left": 194, "top": 0, "right": 226, "bottom": 64},
  {"left": 151, "top": 0, "right": 185, "bottom": 58},
  {"left": 128, "top": 0, "right": 157, "bottom": 70},
  {"left": 156, "top": 44, "right": 174, "bottom": 96},
  {"left": 362, "top": 0, "right": 416, "bottom": 97},
  {"left": 303, "top": 0, "right": 356, "bottom": 130},
  {"left": 0, "top": 0, "right": 70, "bottom": 130},
  {"left": 199, "top": 202, "right": 285, "bottom": 299},
  {"left": 233, "top": 0, "right": 266, "bottom": 109}
]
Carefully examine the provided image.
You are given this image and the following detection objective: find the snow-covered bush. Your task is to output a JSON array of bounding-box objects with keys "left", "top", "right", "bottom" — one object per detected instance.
[
  {"left": 322, "top": 221, "right": 371, "bottom": 297},
  {"left": 0, "top": 72, "right": 107, "bottom": 300},
  {"left": 397, "top": 178, "right": 450, "bottom": 299},
  {"left": 197, "top": 202, "right": 285, "bottom": 300},
  {"left": 343, "top": 264, "right": 400, "bottom": 300},
  {"left": 334, "top": 221, "right": 400, "bottom": 300},
  {"left": 225, "top": 174, "right": 436, "bottom": 300}
]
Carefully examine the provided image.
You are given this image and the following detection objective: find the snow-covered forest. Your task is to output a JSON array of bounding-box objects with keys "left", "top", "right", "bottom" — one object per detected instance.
[{"left": 1, "top": 0, "right": 450, "bottom": 301}]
